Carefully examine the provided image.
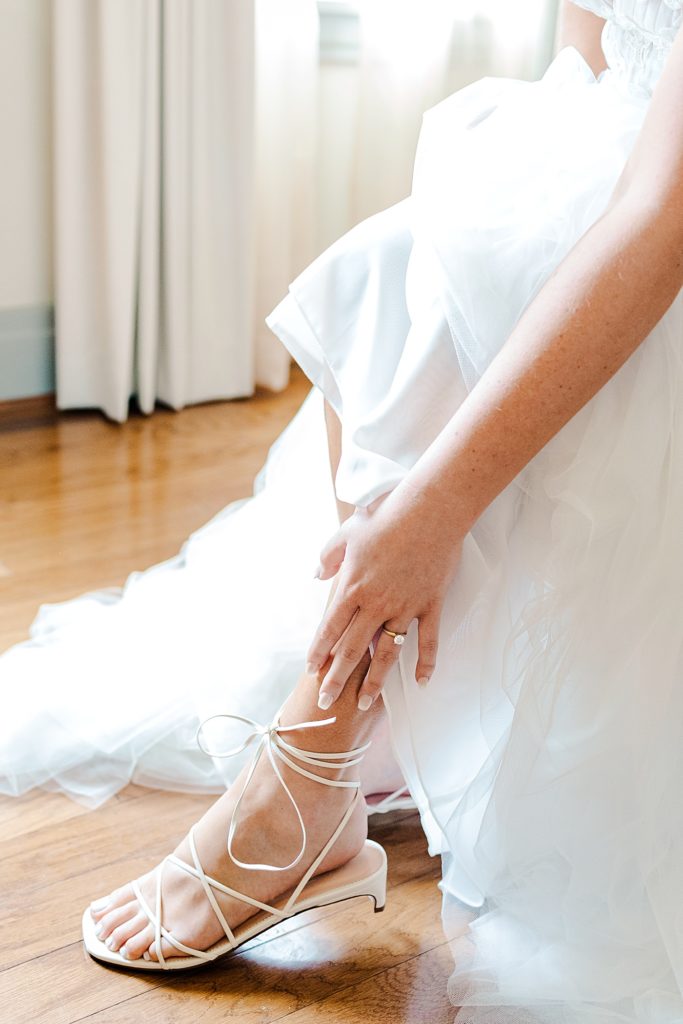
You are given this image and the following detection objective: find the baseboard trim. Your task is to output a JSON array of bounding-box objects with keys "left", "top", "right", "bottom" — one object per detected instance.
[{"left": 0, "top": 305, "right": 55, "bottom": 401}]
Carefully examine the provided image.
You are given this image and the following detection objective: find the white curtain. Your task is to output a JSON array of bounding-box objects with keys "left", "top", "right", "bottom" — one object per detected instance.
[
  {"left": 52, "top": 0, "right": 557, "bottom": 421},
  {"left": 53, "top": 0, "right": 319, "bottom": 422},
  {"left": 348, "top": 0, "right": 558, "bottom": 225}
]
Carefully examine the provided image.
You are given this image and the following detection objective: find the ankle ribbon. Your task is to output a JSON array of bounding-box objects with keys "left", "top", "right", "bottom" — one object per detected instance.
[{"left": 196, "top": 710, "right": 371, "bottom": 873}]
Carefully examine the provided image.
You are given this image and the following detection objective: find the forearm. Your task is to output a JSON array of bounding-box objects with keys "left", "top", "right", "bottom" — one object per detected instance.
[{"left": 399, "top": 196, "right": 683, "bottom": 539}]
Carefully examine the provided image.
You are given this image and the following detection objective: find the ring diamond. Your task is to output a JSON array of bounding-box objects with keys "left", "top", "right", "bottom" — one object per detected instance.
[{"left": 381, "top": 625, "right": 407, "bottom": 645}]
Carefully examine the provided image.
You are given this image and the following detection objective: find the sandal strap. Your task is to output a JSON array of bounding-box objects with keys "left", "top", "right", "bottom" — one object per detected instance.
[
  {"left": 366, "top": 785, "right": 415, "bottom": 815},
  {"left": 196, "top": 708, "right": 371, "bottom": 873},
  {"left": 167, "top": 831, "right": 291, "bottom": 918},
  {"left": 284, "top": 786, "right": 361, "bottom": 912},
  {"left": 131, "top": 709, "right": 371, "bottom": 965},
  {"left": 132, "top": 868, "right": 215, "bottom": 964}
]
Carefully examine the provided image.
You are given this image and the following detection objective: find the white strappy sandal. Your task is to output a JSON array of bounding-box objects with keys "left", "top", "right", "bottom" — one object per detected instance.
[{"left": 82, "top": 710, "right": 387, "bottom": 971}]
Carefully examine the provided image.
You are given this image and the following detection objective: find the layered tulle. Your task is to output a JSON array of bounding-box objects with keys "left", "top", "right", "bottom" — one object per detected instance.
[
  {"left": 268, "top": 39, "right": 683, "bottom": 1024},
  {"left": 2, "top": 21, "right": 683, "bottom": 1024},
  {"left": 0, "top": 396, "right": 341, "bottom": 805}
]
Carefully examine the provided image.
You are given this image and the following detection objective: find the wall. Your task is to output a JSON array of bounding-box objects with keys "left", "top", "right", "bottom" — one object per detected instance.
[{"left": 0, "top": 0, "right": 54, "bottom": 399}]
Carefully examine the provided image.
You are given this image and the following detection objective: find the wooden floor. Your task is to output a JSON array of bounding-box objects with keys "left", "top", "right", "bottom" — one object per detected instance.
[{"left": 0, "top": 374, "right": 455, "bottom": 1024}]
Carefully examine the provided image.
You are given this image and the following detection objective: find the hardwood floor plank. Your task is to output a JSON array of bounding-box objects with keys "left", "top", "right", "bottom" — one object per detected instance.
[
  {"left": 40, "top": 874, "right": 446, "bottom": 1024},
  {"left": 0, "top": 378, "right": 448, "bottom": 1022},
  {"left": 0, "top": 789, "right": 91, "bottom": 843},
  {"left": 0, "top": 799, "right": 434, "bottom": 974},
  {"left": 1, "top": 942, "right": 160, "bottom": 1024},
  {"left": 280, "top": 942, "right": 456, "bottom": 1024},
  {"left": 0, "top": 374, "right": 310, "bottom": 652}
]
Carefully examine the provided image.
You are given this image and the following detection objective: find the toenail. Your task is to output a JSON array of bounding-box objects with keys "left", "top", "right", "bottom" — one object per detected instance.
[
  {"left": 90, "top": 897, "right": 111, "bottom": 911},
  {"left": 106, "top": 937, "right": 117, "bottom": 950},
  {"left": 95, "top": 923, "right": 104, "bottom": 938},
  {"left": 142, "top": 950, "right": 151, "bottom": 961},
  {"left": 120, "top": 946, "right": 129, "bottom": 959}
]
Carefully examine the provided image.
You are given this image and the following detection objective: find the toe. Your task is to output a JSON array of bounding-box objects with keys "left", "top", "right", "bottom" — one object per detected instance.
[
  {"left": 90, "top": 883, "right": 135, "bottom": 920},
  {"left": 147, "top": 935, "right": 183, "bottom": 963},
  {"left": 89, "top": 895, "right": 113, "bottom": 919},
  {"left": 121, "top": 922, "right": 155, "bottom": 961},
  {"left": 113, "top": 915, "right": 151, "bottom": 959},
  {"left": 96, "top": 900, "right": 139, "bottom": 943}
]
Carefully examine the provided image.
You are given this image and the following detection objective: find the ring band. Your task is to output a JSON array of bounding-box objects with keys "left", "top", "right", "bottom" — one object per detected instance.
[{"left": 381, "top": 625, "right": 407, "bottom": 646}]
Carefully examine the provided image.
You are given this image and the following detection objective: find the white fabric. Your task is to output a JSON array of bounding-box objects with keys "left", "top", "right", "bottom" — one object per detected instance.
[
  {"left": 0, "top": 394, "right": 341, "bottom": 804},
  {"left": 52, "top": 0, "right": 318, "bottom": 421},
  {"left": 268, "top": 4, "right": 683, "bottom": 1021},
  {"left": 570, "top": 0, "right": 683, "bottom": 93},
  {"left": 347, "top": 0, "right": 556, "bottom": 226},
  {"left": 3, "top": 0, "right": 683, "bottom": 1019},
  {"left": 51, "top": 0, "right": 552, "bottom": 419}
]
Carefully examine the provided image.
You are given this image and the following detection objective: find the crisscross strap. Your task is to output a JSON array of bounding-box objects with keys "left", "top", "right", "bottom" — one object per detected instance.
[
  {"left": 128, "top": 709, "right": 371, "bottom": 965},
  {"left": 196, "top": 709, "right": 371, "bottom": 873},
  {"left": 132, "top": 787, "right": 363, "bottom": 965},
  {"left": 132, "top": 865, "right": 217, "bottom": 966}
]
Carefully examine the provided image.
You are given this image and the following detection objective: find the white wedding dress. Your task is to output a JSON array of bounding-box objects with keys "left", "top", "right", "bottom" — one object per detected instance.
[{"left": 3, "top": 1, "right": 683, "bottom": 1019}]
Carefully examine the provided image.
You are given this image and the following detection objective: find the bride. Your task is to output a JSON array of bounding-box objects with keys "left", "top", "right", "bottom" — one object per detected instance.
[{"left": 4, "top": 1, "right": 683, "bottom": 1019}]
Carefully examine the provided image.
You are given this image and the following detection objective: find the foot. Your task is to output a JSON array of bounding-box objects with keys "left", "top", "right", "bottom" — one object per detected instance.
[{"left": 88, "top": 733, "right": 368, "bottom": 962}]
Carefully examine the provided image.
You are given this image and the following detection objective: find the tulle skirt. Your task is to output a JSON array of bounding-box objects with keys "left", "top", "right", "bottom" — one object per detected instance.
[
  {"left": 2, "top": 43, "right": 683, "bottom": 1023},
  {"left": 267, "top": 44, "right": 683, "bottom": 1024}
]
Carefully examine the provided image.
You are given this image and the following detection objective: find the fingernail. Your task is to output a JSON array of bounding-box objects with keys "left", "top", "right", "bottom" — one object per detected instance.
[
  {"left": 417, "top": 676, "right": 430, "bottom": 687},
  {"left": 358, "top": 694, "right": 373, "bottom": 711},
  {"left": 318, "top": 691, "right": 334, "bottom": 710},
  {"left": 305, "top": 661, "right": 318, "bottom": 676}
]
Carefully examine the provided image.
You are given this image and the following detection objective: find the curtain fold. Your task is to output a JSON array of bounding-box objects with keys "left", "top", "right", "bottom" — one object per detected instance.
[
  {"left": 52, "top": 0, "right": 556, "bottom": 421},
  {"left": 53, "top": 0, "right": 318, "bottom": 422}
]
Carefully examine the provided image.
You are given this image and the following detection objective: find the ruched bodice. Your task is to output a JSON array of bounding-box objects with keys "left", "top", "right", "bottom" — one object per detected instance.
[{"left": 571, "top": 0, "right": 682, "bottom": 93}]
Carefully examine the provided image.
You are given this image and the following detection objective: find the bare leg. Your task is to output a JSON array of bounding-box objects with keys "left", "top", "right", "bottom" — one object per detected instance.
[
  {"left": 324, "top": 399, "right": 406, "bottom": 799},
  {"left": 89, "top": 398, "right": 401, "bottom": 963}
]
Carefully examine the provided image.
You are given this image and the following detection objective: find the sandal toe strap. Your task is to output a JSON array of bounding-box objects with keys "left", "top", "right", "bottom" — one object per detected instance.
[{"left": 132, "top": 868, "right": 214, "bottom": 965}]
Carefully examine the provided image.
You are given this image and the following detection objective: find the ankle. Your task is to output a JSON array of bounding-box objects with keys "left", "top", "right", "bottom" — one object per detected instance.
[
  {"left": 276, "top": 697, "right": 378, "bottom": 785},
  {"left": 226, "top": 768, "right": 367, "bottom": 872}
]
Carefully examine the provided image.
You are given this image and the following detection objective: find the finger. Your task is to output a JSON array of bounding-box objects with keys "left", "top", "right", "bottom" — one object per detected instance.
[
  {"left": 415, "top": 605, "right": 440, "bottom": 686},
  {"left": 316, "top": 526, "right": 348, "bottom": 580},
  {"left": 357, "top": 619, "right": 410, "bottom": 710},
  {"left": 305, "top": 592, "right": 358, "bottom": 676},
  {"left": 318, "top": 610, "right": 376, "bottom": 709}
]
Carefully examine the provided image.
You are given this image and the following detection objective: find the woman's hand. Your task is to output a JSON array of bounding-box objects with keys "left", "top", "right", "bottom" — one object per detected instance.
[{"left": 306, "top": 480, "right": 464, "bottom": 711}]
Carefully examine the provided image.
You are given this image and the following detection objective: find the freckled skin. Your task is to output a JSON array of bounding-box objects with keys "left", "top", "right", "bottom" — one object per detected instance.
[
  {"left": 308, "top": 23, "right": 683, "bottom": 709},
  {"left": 88, "top": 10, "right": 683, "bottom": 966}
]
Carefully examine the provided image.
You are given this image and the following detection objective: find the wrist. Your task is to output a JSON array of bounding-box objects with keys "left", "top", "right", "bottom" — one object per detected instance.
[{"left": 387, "top": 466, "right": 473, "bottom": 544}]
